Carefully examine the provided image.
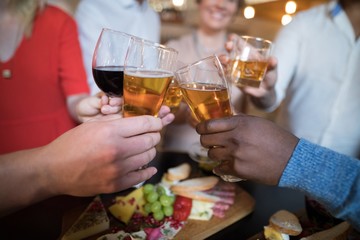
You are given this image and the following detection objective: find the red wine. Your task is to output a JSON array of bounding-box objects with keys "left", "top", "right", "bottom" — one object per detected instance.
[{"left": 92, "top": 66, "right": 124, "bottom": 96}]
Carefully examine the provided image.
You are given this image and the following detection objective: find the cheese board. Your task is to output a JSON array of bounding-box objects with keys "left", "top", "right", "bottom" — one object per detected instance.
[
  {"left": 60, "top": 155, "right": 255, "bottom": 240},
  {"left": 61, "top": 182, "right": 255, "bottom": 240}
]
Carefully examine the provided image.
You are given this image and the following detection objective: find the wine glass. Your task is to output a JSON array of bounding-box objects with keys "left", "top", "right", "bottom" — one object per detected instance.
[
  {"left": 123, "top": 38, "right": 178, "bottom": 117},
  {"left": 92, "top": 28, "right": 134, "bottom": 97},
  {"left": 175, "top": 55, "right": 244, "bottom": 182}
]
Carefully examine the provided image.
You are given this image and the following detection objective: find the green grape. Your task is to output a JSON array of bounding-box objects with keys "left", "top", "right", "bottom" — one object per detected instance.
[
  {"left": 156, "top": 185, "right": 166, "bottom": 195},
  {"left": 163, "top": 205, "right": 174, "bottom": 217},
  {"left": 159, "top": 195, "right": 172, "bottom": 207},
  {"left": 146, "top": 191, "right": 159, "bottom": 203},
  {"left": 150, "top": 201, "right": 162, "bottom": 213},
  {"left": 143, "top": 183, "right": 155, "bottom": 195},
  {"left": 168, "top": 195, "right": 175, "bottom": 204},
  {"left": 144, "top": 203, "right": 152, "bottom": 213},
  {"left": 153, "top": 210, "right": 165, "bottom": 221}
]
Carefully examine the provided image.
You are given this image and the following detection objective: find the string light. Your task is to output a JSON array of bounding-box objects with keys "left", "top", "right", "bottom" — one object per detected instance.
[
  {"left": 244, "top": 6, "right": 255, "bottom": 19},
  {"left": 285, "top": 1, "right": 297, "bottom": 14},
  {"left": 281, "top": 14, "right": 292, "bottom": 25}
]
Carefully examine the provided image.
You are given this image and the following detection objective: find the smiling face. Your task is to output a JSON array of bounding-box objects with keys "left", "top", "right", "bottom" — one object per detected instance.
[{"left": 197, "top": 0, "right": 240, "bottom": 33}]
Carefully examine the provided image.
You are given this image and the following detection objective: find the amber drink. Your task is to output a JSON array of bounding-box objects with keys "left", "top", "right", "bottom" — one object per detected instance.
[
  {"left": 123, "top": 37, "right": 178, "bottom": 117},
  {"left": 180, "top": 83, "right": 232, "bottom": 122},
  {"left": 163, "top": 80, "right": 183, "bottom": 114},
  {"left": 176, "top": 55, "right": 243, "bottom": 183},
  {"left": 123, "top": 70, "right": 173, "bottom": 117},
  {"left": 228, "top": 36, "right": 272, "bottom": 88}
]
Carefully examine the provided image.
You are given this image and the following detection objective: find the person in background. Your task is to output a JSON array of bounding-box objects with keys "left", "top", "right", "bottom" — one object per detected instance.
[
  {"left": 75, "top": 0, "right": 161, "bottom": 95},
  {"left": 0, "top": 0, "right": 121, "bottom": 155},
  {"left": 162, "top": 0, "right": 246, "bottom": 153},
  {"left": 235, "top": 0, "right": 360, "bottom": 227},
  {"left": 196, "top": 114, "right": 360, "bottom": 232}
]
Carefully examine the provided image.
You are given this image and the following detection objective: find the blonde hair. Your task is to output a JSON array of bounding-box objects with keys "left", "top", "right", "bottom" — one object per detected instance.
[{"left": 6, "top": 0, "right": 46, "bottom": 37}]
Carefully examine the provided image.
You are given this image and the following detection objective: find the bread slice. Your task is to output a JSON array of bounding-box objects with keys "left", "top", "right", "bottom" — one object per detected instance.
[
  {"left": 166, "top": 163, "right": 191, "bottom": 181},
  {"left": 172, "top": 189, "right": 221, "bottom": 203},
  {"left": 300, "top": 221, "right": 350, "bottom": 240},
  {"left": 170, "top": 176, "right": 219, "bottom": 192},
  {"left": 269, "top": 210, "right": 302, "bottom": 236}
]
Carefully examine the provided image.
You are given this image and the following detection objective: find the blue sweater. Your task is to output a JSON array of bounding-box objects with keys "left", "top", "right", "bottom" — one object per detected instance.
[{"left": 279, "top": 139, "right": 360, "bottom": 231}]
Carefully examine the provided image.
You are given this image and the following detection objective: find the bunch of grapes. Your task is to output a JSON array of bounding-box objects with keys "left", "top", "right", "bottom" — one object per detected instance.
[{"left": 143, "top": 183, "right": 175, "bottom": 221}]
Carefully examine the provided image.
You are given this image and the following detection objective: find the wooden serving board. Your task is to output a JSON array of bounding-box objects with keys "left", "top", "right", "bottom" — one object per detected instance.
[
  {"left": 61, "top": 185, "right": 255, "bottom": 240},
  {"left": 175, "top": 185, "right": 255, "bottom": 240}
]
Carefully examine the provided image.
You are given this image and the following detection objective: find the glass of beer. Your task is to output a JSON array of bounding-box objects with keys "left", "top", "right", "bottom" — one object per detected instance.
[
  {"left": 162, "top": 79, "right": 183, "bottom": 114},
  {"left": 228, "top": 35, "right": 272, "bottom": 88},
  {"left": 175, "top": 55, "right": 243, "bottom": 182},
  {"left": 123, "top": 38, "right": 178, "bottom": 117}
]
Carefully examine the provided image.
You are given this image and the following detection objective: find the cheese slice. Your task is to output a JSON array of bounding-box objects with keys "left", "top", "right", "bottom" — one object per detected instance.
[
  {"left": 62, "top": 195, "right": 110, "bottom": 240},
  {"left": 188, "top": 199, "right": 214, "bottom": 221}
]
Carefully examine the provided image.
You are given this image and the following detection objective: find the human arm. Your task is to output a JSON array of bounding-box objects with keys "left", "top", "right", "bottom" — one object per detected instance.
[
  {"left": 0, "top": 113, "right": 174, "bottom": 216},
  {"left": 196, "top": 114, "right": 360, "bottom": 231},
  {"left": 280, "top": 139, "right": 360, "bottom": 231}
]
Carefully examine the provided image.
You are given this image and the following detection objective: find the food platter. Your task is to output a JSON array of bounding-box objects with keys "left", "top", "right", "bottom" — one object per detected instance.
[{"left": 61, "top": 157, "right": 256, "bottom": 240}]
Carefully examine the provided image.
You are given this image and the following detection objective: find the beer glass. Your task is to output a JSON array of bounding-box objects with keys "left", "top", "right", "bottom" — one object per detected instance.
[
  {"left": 228, "top": 36, "right": 272, "bottom": 88},
  {"left": 175, "top": 55, "right": 243, "bottom": 182},
  {"left": 162, "top": 79, "right": 183, "bottom": 114},
  {"left": 123, "top": 38, "right": 178, "bottom": 117},
  {"left": 92, "top": 28, "right": 133, "bottom": 96}
]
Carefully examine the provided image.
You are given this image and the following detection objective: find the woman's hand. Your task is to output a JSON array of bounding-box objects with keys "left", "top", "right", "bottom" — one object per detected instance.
[{"left": 76, "top": 92, "right": 122, "bottom": 122}]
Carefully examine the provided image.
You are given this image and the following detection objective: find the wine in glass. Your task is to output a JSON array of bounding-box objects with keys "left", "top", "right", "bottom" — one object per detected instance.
[
  {"left": 175, "top": 55, "right": 243, "bottom": 182},
  {"left": 123, "top": 38, "right": 178, "bottom": 117},
  {"left": 92, "top": 28, "right": 133, "bottom": 96}
]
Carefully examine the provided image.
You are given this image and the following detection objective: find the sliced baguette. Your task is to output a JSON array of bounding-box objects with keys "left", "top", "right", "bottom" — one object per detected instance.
[
  {"left": 172, "top": 190, "right": 221, "bottom": 203},
  {"left": 300, "top": 221, "right": 350, "bottom": 240},
  {"left": 170, "top": 176, "right": 219, "bottom": 192},
  {"left": 269, "top": 210, "right": 302, "bottom": 236},
  {"left": 166, "top": 163, "right": 191, "bottom": 181}
]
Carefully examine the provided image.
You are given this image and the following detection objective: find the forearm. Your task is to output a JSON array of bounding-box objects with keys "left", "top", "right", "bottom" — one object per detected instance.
[
  {"left": 249, "top": 87, "right": 277, "bottom": 111},
  {"left": 279, "top": 139, "right": 360, "bottom": 230},
  {"left": 0, "top": 147, "right": 55, "bottom": 216}
]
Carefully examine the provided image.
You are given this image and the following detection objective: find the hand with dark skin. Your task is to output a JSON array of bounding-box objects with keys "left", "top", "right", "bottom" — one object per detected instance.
[{"left": 196, "top": 114, "right": 299, "bottom": 185}]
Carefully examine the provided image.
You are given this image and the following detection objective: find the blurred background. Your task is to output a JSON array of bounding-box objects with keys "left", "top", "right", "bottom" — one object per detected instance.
[{"left": 49, "top": 0, "right": 329, "bottom": 43}]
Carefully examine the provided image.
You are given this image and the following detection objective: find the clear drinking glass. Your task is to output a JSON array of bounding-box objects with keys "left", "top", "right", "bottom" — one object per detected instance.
[
  {"left": 123, "top": 38, "right": 178, "bottom": 117},
  {"left": 92, "top": 28, "right": 134, "bottom": 97},
  {"left": 175, "top": 55, "right": 244, "bottom": 182},
  {"left": 228, "top": 35, "right": 272, "bottom": 88}
]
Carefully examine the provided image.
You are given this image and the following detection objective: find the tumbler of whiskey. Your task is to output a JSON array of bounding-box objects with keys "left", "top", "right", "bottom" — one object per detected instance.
[{"left": 228, "top": 36, "right": 272, "bottom": 88}]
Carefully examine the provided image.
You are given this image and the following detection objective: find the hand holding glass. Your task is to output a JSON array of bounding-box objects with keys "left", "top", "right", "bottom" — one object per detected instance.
[
  {"left": 228, "top": 35, "right": 272, "bottom": 88},
  {"left": 123, "top": 38, "right": 178, "bottom": 117},
  {"left": 175, "top": 55, "right": 243, "bottom": 182}
]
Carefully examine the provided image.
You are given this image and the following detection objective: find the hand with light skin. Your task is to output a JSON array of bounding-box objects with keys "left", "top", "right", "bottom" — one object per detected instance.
[
  {"left": 221, "top": 34, "right": 278, "bottom": 110},
  {"left": 196, "top": 114, "right": 299, "bottom": 185},
  {"left": 0, "top": 108, "right": 174, "bottom": 216},
  {"left": 75, "top": 92, "right": 123, "bottom": 123}
]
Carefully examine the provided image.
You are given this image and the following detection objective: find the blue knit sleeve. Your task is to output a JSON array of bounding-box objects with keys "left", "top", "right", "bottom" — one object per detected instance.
[{"left": 279, "top": 139, "right": 360, "bottom": 231}]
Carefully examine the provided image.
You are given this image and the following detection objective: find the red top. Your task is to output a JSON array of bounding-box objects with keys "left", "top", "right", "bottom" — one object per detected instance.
[{"left": 0, "top": 6, "right": 89, "bottom": 154}]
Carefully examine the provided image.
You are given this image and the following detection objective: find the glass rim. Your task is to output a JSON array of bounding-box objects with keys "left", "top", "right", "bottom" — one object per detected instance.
[
  {"left": 239, "top": 35, "right": 272, "bottom": 45},
  {"left": 100, "top": 28, "right": 178, "bottom": 55},
  {"left": 175, "top": 55, "right": 222, "bottom": 75}
]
